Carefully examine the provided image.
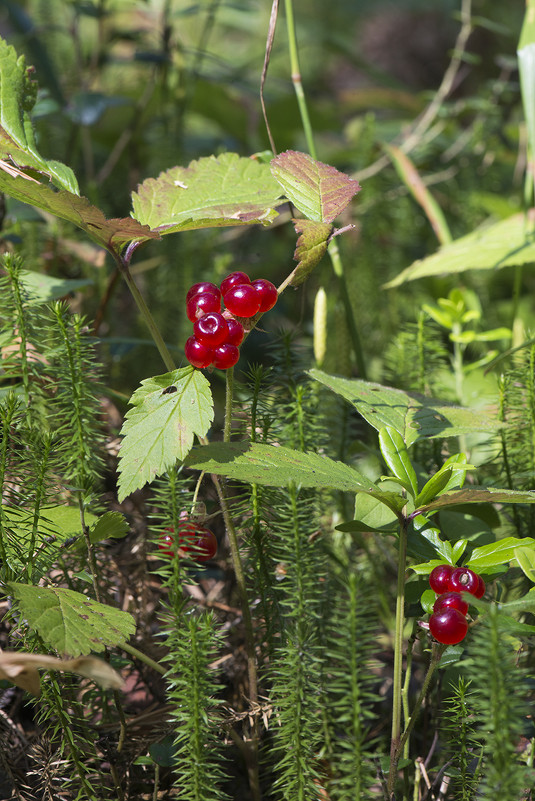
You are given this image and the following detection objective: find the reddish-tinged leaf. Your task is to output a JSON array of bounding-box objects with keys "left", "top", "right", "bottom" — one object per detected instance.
[
  {"left": 290, "top": 219, "right": 332, "bottom": 285},
  {"left": 270, "top": 150, "right": 361, "bottom": 223}
]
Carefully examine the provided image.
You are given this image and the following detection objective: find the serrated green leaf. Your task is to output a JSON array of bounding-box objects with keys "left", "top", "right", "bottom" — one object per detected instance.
[
  {"left": 418, "top": 488, "right": 535, "bottom": 514},
  {"left": 384, "top": 213, "right": 535, "bottom": 288},
  {"left": 39, "top": 505, "right": 98, "bottom": 541},
  {"left": 309, "top": 369, "right": 502, "bottom": 446},
  {"left": 514, "top": 546, "right": 535, "bottom": 583},
  {"left": 131, "top": 152, "right": 285, "bottom": 233},
  {"left": 289, "top": 219, "right": 332, "bottom": 285},
  {"left": 466, "top": 536, "right": 535, "bottom": 571},
  {"left": 89, "top": 511, "right": 129, "bottom": 544},
  {"left": 379, "top": 426, "right": 418, "bottom": 496},
  {"left": 0, "top": 37, "right": 78, "bottom": 193},
  {"left": 183, "top": 441, "right": 405, "bottom": 514},
  {"left": 270, "top": 150, "right": 361, "bottom": 223},
  {"left": 8, "top": 582, "right": 135, "bottom": 657},
  {"left": 117, "top": 367, "right": 213, "bottom": 502}
]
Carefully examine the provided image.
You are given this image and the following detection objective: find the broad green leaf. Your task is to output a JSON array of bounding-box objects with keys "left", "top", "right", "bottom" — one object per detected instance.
[
  {"left": 8, "top": 582, "right": 135, "bottom": 657},
  {"left": 466, "top": 536, "right": 535, "bottom": 572},
  {"left": 336, "top": 492, "right": 399, "bottom": 533},
  {"left": 452, "top": 539, "right": 468, "bottom": 563},
  {"left": 385, "top": 144, "right": 452, "bottom": 245},
  {"left": 420, "top": 588, "right": 437, "bottom": 614},
  {"left": 418, "top": 488, "right": 535, "bottom": 515},
  {"left": 415, "top": 455, "right": 473, "bottom": 507},
  {"left": 497, "top": 590, "right": 535, "bottom": 613},
  {"left": 184, "top": 441, "right": 406, "bottom": 513},
  {"left": 410, "top": 559, "right": 449, "bottom": 575},
  {"left": 309, "top": 369, "right": 502, "bottom": 446},
  {"left": 39, "top": 505, "right": 98, "bottom": 541},
  {"left": 117, "top": 368, "right": 213, "bottom": 502},
  {"left": 514, "top": 546, "right": 535, "bottom": 583},
  {"left": 289, "top": 219, "right": 332, "bottom": 285},
  {"left": 0, "top": 37, "right": 78, "bottom": 193},
  {"left": 131, "top": 153, "right": 285, "bottom": 233},
  {"left": 270, "top": 150, "right": 361, "bottom": 223},
  {"left": 384, "top": 213, "right": 535, "bottom": 288},
  {"left": 378, "top": 426, "right": 418, "bottom": 496},
  {"left": 18, "top": 270, "right": 93, "bottom": 303}
]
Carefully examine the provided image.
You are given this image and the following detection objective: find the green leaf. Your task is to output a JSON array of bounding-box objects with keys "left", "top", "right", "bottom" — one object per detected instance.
[
  {"left": 117, "top": 368, "right": 213, "bottom": 502},
  {"left": 270, "top": 150, "right": 361, "bottom": 223},
  {"left": 89, "top": 511, "right": 129, "bottom": 544},
  {"left": 514, "top": 546, "right": 535, "bottom": 583},
  {"left": 417, "top": 488, "right": 535, "bottom": 515},
  {"left": 289, "top": 219, "right": 332, "bottom": 285},
  {"left": 378, "top": 426, "right": 418, "bottom": 496},
  {"left": 466, "top": 537, "right": 535, "bottom": 572},
  {"left": 309, "top": 369, "right": 502, "bottom": 446},
  {"left": 131, "top": 152, "right": 285, "bottom": 233},
  {"left": 18, "top": 270, "right": 93, "bottom": 303},
  {"left": 518, "top": 3, "right": 535, "bottom": 167},
  {"left": 384, "top": 213, "right": 535, "bottom": 288},
  {"left": 184, "top": 441, "right": 406, "bottom": 514},
  {"left": 415, "top": 454, "right": 473, "bottom": 507},
  {"left": 420, "top": 588, "right": 437, "bottom": 614},
  {"left": 8, "top": 582, "right": 135, "bottom": 657},
  {"left": 0, "top": 172, "right": 159, "bottom": 254},
  {"left": 336, "top": 492, "right": 399, "bottom": 533},
  {"left": 452, "top": 539, "right": 468, "bottom": 563},
  {"left": 0, "top": 37, "right": 78, "bottom": 193}
]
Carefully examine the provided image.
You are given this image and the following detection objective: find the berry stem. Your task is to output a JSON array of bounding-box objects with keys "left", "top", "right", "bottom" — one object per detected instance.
[{"left": 224, "top": 365, "right": 235, "bottom": 443}]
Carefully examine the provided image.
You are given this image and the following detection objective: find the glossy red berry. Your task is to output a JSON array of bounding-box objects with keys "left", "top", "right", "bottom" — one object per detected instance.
[
  {"left": 224, "top": 284, "right": 262, "bottom": 318},
  {"left": 220, "top": 271, "right": 250, "bottom": 296},
  {"left": 252, "top": 278, "right": 278, "bottom": 312},
  {"left": 429, "top": 564, "right": 454, "bottom": 595},
  {"left": 159, "top": 523, "right": 217, "bottom": 562},
  {"left": 474, "top": 574, "right": 486, "bottom": 599},
  {"left": 193, "top": 312, "right": 229, "bottom": 348},
  {"left": 429, "top": 608, "right": 468, "bottom": 645},
  {"left": 186, "top": 282, "right": 221, "bottom": 302},
  {"left": 185, "top": 336, "right": 214, "bottom": 368},
  {"left": 225, "top": 317, "right": 244, "bottom": 346},
  {"left": 449, "top": 567, "right": 480, "bottom": 596},
  {"left": 213, "top": 343, "right": 240, "bottom": 370},
  {"left": 433, "top": 591, "right": 469, "bottom": 617},
  {"left": 187, "top": 291, "right": 221, "bottom": 322}
]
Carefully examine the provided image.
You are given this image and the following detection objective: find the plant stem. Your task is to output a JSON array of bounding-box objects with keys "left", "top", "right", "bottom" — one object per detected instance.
[
  {"left": 224, "top": 365, "right": 235, "bottom": 442},
  {"left": 121, "top": 641, "right": 168, "bottom": 676},
  {"left": 387, "top": 514, "right": 409, "bottom": 797},
  {"left": 113, "top": 253, "right": 176, "bottom": 372}
]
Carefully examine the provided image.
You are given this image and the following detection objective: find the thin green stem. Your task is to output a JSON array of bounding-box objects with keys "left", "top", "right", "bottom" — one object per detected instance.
[
  {"left": 113, "top": 253, "right": 176, "bottom": 372},
  {"left": 224, "top": 366, "right": 235, "bottom": 442},
  {"left": 388, "top": 514, "right": 409, "bottom": 797},
  {"left": 121, "top": 642, "right": 169, "bottom": 677},
  {"left": 329, "top": 239, "right": 367, "bottom": 378},
  {"left": 284, "top": 0, "right": 316, "bottom": 159},
  {"left": 397, "top": 643, "right": 444, "bottom": 756}
]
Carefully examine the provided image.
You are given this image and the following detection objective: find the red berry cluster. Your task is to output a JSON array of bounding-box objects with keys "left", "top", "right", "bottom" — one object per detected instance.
[
  {"left": 159, "top": 522, "right": 217, "bottom": 563},
  {"left": 184, "top": 271, "right": 278, "bottom": 370},
  {"left": 427, "top": 565, "right": 485, "bottom": 645}
]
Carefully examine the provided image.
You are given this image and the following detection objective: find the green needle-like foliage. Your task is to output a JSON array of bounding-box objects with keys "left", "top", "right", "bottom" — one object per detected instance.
[
  {"left": 441, "top": 677, "right": 481, "bottom": 801},
  {"left": 466, "top": 607, "right": 534, "bottom": 800}
]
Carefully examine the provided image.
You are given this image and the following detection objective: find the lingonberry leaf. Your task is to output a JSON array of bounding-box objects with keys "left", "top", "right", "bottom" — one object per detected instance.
[
  {"left": 270, "top": 150, "right": 361, "bottom": 223},
  {"left": 131, "top": 152, "right": 285, "bottom": 233},
  {"left": 8, "top": 582, "right": 135, "bottom": 658},
  {"left": 183, "top": 442, "right": 406, "bottom": 515},
  {"left": 117, "top": 367, "right": 214, "bottom": 502},
  {"left": 378, "top": 426, "right": 418, "bottom": 497},
  {"left": 309, "top": 369, "right": 503, "bottom": 447},
  {"left": 289, "top": 219, "right": 333, "bottom": 285}
]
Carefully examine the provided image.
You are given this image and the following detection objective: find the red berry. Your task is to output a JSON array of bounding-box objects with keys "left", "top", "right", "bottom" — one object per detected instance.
[
  {"left": 187, "top": 291, "right": 221, "bottom": 322},
  {"left": 429, "top": 564, "right": 454, "bottom": 594},
  {"left": 185, "top": 336, "right": 214, "bottom": 368},
  {"left": 159, "top": 523, "right": 217, "bottom": 562},
  {"left": 213, "top": 343, "right": 240, "bottom": 370},
  {"left": 224, "top": 284, "right": 262, "bottom": 318},
  {"left": 429, "top": 608, "right": 468, "bottom": 645},
  {"left": 449, "top": 567, "right": 480, "bottom": 596},
  {"left": 252, "top": 278, "right": 278, "bottom": 312},
  {"left": 193, "top": 312, "right": 229, "bottom": 348},
  {"left": 186, "top": 282, "right": 221, "bottom": 302},
  {"left": 474, "top": 574, "right": 486, "bottom": 599},
  {"left": 220, "top": 271, "right": 250, "bottom": 296},
  {"left": 225, "top": 317, "right": 244, "bottom": 346},
  {"left": 433, "top": 591, "right": 469, "bottom": 617}
]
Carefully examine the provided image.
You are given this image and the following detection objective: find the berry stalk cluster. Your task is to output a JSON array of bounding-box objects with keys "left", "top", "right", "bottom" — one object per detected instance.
[
  {"left": 427, "top": 565, "right": 485, "bottom": 645},
  {"left": 184, "top": 271, "right": 278, "bottom": 370}
]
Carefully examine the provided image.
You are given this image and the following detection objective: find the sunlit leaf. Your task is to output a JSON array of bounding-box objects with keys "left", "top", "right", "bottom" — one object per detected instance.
[
  {"left": 117, "top": 368, "right": 214, "bottom": 501},
  {"left": 0, "top": 651, "right": 124, "bottom": 697}
]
